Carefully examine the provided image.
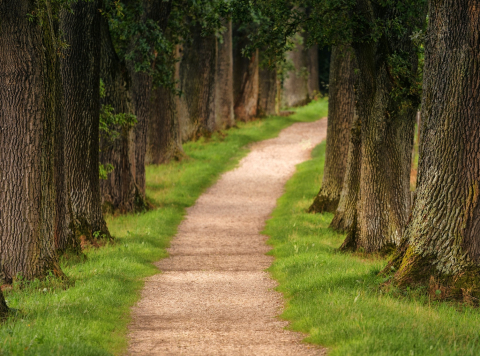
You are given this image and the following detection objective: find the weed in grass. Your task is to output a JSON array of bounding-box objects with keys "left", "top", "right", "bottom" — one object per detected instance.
[
  {"left": 265, "top": 141, "right": 480, "bottom": 356},
  {"left": 0, "top": 99, "right": 328, "bottom": 355}
]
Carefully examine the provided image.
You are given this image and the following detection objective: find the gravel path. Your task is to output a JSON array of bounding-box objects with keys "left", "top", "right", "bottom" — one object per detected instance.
[{"left": 128, "top": 118, "right": 328, "bottom": 355}]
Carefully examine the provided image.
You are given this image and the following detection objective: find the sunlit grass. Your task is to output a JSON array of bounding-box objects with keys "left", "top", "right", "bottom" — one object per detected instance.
[
  {"left": 0, "top": 99, "right": 328, "bottom": 355},
  {"left": 265, "top": 142, "right": 480, "bottom": 356}
]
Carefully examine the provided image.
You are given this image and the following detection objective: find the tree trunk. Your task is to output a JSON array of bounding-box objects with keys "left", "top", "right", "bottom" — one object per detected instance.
[
  {"left": 146, "top": 85, "right": 184, "bottom": 164},
  {"left": 142, "top": 1, "right": 183, "bottom": 165},
  {"left": 282, "top": 36, "right": 309, "bottom": 108},
  {"left": 257, "top": 53, "right": 277, "bottom": 117},
  {"left": 0, "top": 1, "right": 62, "bottom": 281},
  {"left": 330, "top": 113, "right": 362, "bottom": 233},
  {"left": 99, "top": 17, "right": 145, "bottom": 213},
  {"left": 215, "top": 20, "right": 235, "bottom": 129},
  {"left": 60, "top": 0, "right": 110, "bottom": 252},
  {"left": 233, "top": 27, "right": 259, "bottom": 122},
  {"left": 335, "top": 0, "right": 421, "bottom": 253},
  {"left": 177, "top": 29, "right": 217, "bottom": 140},
  {"left": 309, "top": 46, "right": 355, "bottom": 214},
  {"left": 306, "top": 44, "right": 320, "bottom": 98},
  {"left": 388, "top": 0, "right": 480, "bottom": 298}
]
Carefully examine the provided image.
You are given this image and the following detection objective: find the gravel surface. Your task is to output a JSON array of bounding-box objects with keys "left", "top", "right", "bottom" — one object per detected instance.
[{"left": 128, "top": 118, "right": 328, "bottom": 355}]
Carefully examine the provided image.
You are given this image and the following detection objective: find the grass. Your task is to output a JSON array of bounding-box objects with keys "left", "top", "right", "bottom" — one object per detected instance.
[
  {"left": 0, "top": 99, "right": 328, "bottom": 355},
  {"left": 264, "top": 141, "right": 480, "bottom": 356}
]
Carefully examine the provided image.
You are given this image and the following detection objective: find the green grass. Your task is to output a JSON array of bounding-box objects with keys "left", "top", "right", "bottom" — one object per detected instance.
[
  {"left": 0, "top": 99, "right": 328, "bottom": 355},
  {"left": 264, "top": 141, "right": 480, "bottom": 356}
]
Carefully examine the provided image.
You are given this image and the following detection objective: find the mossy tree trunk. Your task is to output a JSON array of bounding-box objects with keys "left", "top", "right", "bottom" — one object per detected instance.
[
  {"left": 388, "top": 0, "right": 480, "bottom": 297},
  {"left": 0, "top": 1, "right": 63, "bottom": 281},
  {"left": 177, "top": 28, "right": 217, "bottom": 140},
  {"left": 215, "top": 20, "right": 235, "bottom": 129},
  {"left": 60, "top": 0, "right": 110, "bottom": 252},
  {"left": 310, "top": 46, "right": 355, "bottom": 214},
  {"left": 233, "top": 27, "right": 259, "bottom": 122},
  {"left": 99, "top": 17, "right": 145, "bottom": 213},
  {"left": 337, "top": 0, "right": 421, "bottom": 253}
]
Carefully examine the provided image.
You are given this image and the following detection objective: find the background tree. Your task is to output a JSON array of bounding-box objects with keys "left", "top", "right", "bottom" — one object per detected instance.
[
  {"left": 215, "top": 20, "right": 236, "bottom": 129},
  {"left": 0, "top": 0, "right": 63, "bottom": 281},
  {"left": 386, "top": 0, "right": 480, "bottom": 299},
  {"left": 233, "top": 25, "right": 259, "bottom": 122}
]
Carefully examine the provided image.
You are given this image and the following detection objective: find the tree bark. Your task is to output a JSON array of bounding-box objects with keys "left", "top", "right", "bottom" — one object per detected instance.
[
  {"left": 330, "top": 113, "right": 362, "bottom": 233},
  {"left": 257, "top": 53, "right": 277, "bottom": 117},
  {"left": 60, "top": 0, "right": 110, "bottom": 252},
  {"left": 177, "top": 29, "right": 217, "bottom": 140},
  {"left": 309, "top": 46, "right": 355, "bottom": 214},
  {"left": 99, "top": 17, "right": 145, "bottom": 213},
  {"left": 215, "top": 21, "right": 235, "bottom": 129},
  {"left": 388, "top": 0, "right": 480, "bottom": 297},
  {"left": 282, "top": 36, "right": 309, "bottom": 108},
  {"left": 0, "top": 1, "right": 62, "bottom": 281},
  {"left": 146, "top": 85, "right": 184, "bottom": 164},
  {"left": 233, "top": 27, "right": 259, "bottom": 122},
  {"left": 335, "top": 0, "right": 421, "bottom": 253},
  {"left": 142, "top": 1, "right": 183, "bottom": 165}
]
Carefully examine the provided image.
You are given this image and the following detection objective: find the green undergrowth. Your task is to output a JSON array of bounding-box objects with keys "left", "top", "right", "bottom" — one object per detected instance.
[
  {"left": 264, "top": 142, "right": 480, "bottom": 356},
  {"left": 0, "top": 99, "right": 328, "bottom": 355}
]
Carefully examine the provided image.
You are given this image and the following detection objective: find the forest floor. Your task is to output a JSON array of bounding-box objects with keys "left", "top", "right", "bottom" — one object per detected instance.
[
  {"left": 0, "top": 100, "right": 328, "bottom": 355},
  {"left": 128, "top": 118, "right": 327, "bottom": 355}
]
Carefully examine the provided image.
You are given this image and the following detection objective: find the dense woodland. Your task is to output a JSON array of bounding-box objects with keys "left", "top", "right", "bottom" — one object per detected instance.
[{"left": 0, "top": 0, "right": 479, "bottom": 337}]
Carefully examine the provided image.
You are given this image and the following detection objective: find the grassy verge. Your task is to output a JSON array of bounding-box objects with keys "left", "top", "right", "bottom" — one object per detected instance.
[
  {"left": 0, "top": 99, "right": 327, "bottom": 355},
  {"left": 264, "top": 142, "right": 480, "bottom": 356}
]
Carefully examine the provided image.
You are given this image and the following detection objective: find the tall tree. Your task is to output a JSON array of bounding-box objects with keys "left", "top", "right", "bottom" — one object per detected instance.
[
  {"left": 309, "top": 46, "right": 355, "bottom": 213},
  {"left": 233, "top": 26, "right": 259, "bottom": 122},
  {"left": 177, "top": 28, "right": 217, "bottom": 140},
  {"left": 282, "top": 36, "right": 309, "bottom": 107},
  {"left": 60, "top": 0, "right": 110, "bottom": 252},
  {"left": 215, "top": 20, "right": 236, "bottom": 129},
  {"left": 99, "top": 17, "right": 144, "bottom": 213},
  {"left": 257, "top": 51, "right": 277, "bottom": 117},
  {"left": 387, "top": 0, "right": 480, "bottom": 297},
  {"left": 0, "top": 0, "right": 63, "bottom": 281}
]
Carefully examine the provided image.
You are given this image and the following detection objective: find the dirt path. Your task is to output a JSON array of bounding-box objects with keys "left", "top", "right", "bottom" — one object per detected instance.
[{"left": 128, "top": 118, "right": 328, "bottom": 355}]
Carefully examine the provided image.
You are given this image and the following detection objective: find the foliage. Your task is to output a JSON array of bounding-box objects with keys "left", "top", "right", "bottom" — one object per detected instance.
[
  {"left": 264, "top": 139, "right": 480, "bottom": 355},
  {"left": 0, "top": 100, "right": 328, "bottom": 355},
  {"left": 104, "top": 0, "right": 229, "bottom": 91}
]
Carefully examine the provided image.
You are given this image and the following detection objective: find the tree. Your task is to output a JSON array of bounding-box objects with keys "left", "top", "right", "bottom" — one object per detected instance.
[
  {"left": 177, "top": 27, "right": 217, "bottom": 139},
  {"left": 99, "top": 17, "right": 144, "bottom": 213},
  {"left": 215, "top": 20, "right": 236, "bottom": 129},
  {"left": 282, "top": 35, "right": 309, "bottom": 108},
  {"left": 309, "top": 45, "right": 355, "bottom": 214},
  {"left": 257, "top": 51, "right": 277, "bottom": 117},
  {"left": 233, "top": 26, "right": 259, "bottom": 122},
  {"left": 59, "top": 0, "right": 111, "bottom": 252},
  {"left": 386, "top": 0, "right": 480, "bottom": 298},
  {"left": 0, "top": 0, "right": 63, "bottom": 281}
]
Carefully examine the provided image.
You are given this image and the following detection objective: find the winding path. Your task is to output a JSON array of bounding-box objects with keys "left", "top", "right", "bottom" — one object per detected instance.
[{"left": 128, "top": 118, "right": 328, "bottom": 355}]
